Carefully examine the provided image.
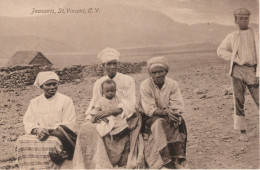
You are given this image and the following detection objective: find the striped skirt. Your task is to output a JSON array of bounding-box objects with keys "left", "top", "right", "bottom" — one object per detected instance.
[{"left": 15, "top": 134, "right": 63, "bottom": 169}]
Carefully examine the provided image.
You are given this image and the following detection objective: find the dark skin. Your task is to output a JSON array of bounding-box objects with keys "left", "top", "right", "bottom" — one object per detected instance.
[
  {"left": 235, "top": 15, "right": 259, "bottom": 86},
  {"left": 40, "top": 79, "right": 59, "bottom": 99},
  {"left": 92, "top": 60, "right": 123, "bottom": 122},
  {"left": 103, "top": 60, "right": 118, "bottom": 79},
  {"left": 149, "top": 66, "right": 181, "bottom": 121},
  {"left": 31, "top": 79, "right": 59, "bottom": 141}
]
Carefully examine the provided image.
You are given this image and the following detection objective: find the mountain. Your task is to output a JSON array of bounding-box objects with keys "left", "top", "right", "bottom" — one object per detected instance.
[
  {"left": 0, "top": 1, "right": 258, "bottom": 61},
  {"left": 0, "top": 2, "right": 195, "bottom": 54},
  {"left": 190, "top": 22, "right": 258, "bottom": 44},
  {"left": 0, "top": 35, "right": 77, "bottom": 58},
  {"left": 118, "top": 42, "right": 218, "bottom": 57}
]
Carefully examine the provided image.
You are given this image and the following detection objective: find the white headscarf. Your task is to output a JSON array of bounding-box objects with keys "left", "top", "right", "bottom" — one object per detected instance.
[
  {"left": 97, "top": 48, "right": 120, "bottom": 63},
  {"left": 33, "top": 71, "right": 59, "bottom": 88},
  {"left": 147, "top": 56, "right": 169, "bottom": 72}
]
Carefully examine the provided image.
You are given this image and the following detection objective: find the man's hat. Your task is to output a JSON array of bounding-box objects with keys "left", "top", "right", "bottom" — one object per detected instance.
[{"left": 233, "top": 8, "right": 251, "bottom": 16}]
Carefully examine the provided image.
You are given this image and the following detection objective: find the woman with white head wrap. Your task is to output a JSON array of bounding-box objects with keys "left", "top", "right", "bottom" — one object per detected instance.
[
  {"left": 138, "top": 56, "right": 187, "bottom": 169},
  {"left": 33, "top": 71, "right": 60, "bottom": 88},
  {"left": 16, "top": 71, "right": 76, "bottom": 169}
]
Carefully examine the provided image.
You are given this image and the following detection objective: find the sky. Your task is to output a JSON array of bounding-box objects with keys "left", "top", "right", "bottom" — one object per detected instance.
[{"left": 0, "top": 0, "right": 258, "bottom": 25}]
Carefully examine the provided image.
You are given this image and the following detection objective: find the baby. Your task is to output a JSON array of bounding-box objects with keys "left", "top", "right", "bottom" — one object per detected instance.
[{"left": 90, "top": 79, "right": 127, "bottom": 137}]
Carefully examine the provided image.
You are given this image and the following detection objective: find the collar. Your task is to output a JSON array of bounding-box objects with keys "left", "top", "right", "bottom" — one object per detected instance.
[
  {"left": 106, "top": 72, "right": 119, "bottom": 80},
  {"left": 41, "top": 92, "right": 58, "bottom": 101},
  {"left": 150, "top": 77, "right": 168, "bottom": 90},
  {"left": 234, "top": 27, "right": 253, "bottom": 35}
]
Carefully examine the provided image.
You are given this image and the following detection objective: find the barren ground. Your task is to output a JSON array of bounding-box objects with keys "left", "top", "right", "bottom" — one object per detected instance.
[{"left": 0, "top": 53, "right": 259, "bottom": 169}]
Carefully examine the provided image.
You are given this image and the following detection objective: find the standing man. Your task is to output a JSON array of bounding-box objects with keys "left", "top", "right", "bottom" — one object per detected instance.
[{"left": 217, "top": 8, "right": 259, "bottom": 142}]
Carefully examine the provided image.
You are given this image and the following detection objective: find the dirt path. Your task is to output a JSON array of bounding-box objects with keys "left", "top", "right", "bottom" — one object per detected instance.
[{"left": 0, "top": 53, "right": 259, "bottom": 169}]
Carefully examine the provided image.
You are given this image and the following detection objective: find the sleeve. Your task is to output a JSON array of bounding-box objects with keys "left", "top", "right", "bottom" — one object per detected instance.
[
  {"left": 85, "top": 80, "right": 103, "bottom": 115},
  {"left": 169, "top": 82, "right": 184, "bottom": 113},
  {"left": 23, "top": 101, "right": 40, "bottom": 134},
  {"left": 57, "top": 97, "right": 76, "bottom": 132},
  {"left": 89, "top": 98, "right": 103, "bottom": 115},
  {"left": 139, "top": 82, "right": 158, "bottom": 117},
  {"left": 217, "top": 34, "right": 233, "bottom": 61},
  {"left": 255, "top": 30, "right": 259, "bottom": 77},
  {"left": 117, "top": 77, "right": 136, "bottom": 118},
  {"left": 94, "top": 98, "right": 103, "bottom": 108}
]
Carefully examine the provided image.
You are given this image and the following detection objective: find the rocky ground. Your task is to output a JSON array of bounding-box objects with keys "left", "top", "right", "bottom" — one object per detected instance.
[{"left": 0, "top": 53, "right": 259, "bottom": 169}]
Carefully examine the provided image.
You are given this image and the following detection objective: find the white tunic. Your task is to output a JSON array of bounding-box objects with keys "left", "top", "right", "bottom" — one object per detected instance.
[
  {"left": 235, "top": 29, "right": 257, "bottom": 66},
  {"left": 139, "top": 77, "right": 184, "bottom": 116},
  {"left": 23, "top": 92, "right": 76, "bottom": 134},
  {"left": 93, "top": 96, "right": 128, "bottom": 136},
  {"left": 86, "top": 72, "right": 136, "bottom": 119}
]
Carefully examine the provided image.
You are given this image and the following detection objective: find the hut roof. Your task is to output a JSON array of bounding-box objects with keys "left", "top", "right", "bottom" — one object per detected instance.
[{"left": 7, "top": 51, "right": 52, "bottom": 66}]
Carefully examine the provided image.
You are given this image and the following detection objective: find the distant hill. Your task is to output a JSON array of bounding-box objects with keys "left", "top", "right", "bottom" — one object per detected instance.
[
  {"left": 118, "top": 42, "right": 218, "bottom": 56},
  {"left": 190, "top": 23, "right": 258, "bottom": 44},
  {"left": 0, "top": 3, "right": 194, "bottom": 55},
  {"left": 0, "top": 1, "right": 258, "bottom": 62},
  {"left": 0, "top": 35, "right": 77, "bottom": 59},
  {"left": 44, "top": 42, "right": 218, "bottom": 67}
]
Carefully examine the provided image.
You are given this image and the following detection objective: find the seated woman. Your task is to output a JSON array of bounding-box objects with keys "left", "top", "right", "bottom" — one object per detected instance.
[
  {"left": 139, "top": 56, "right": 187, "bottom": 169},
  {"left": 73, "top": 48, "right": 144, "bottom": 169},
  {"left": 15, "top": 71, "right": 77, "bottom": 169}
]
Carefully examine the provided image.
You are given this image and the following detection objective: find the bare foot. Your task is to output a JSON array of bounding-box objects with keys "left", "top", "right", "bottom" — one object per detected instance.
[{"left": 174, "top": 159, "right": 185, "bottom": 169}]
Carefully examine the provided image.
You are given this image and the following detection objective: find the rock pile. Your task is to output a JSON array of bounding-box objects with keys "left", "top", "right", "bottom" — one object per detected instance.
[
  {"left": 0, "top": 66, "right": 53, "bottom": 89},
  {"left": 56, "top": 65, "right": 84, "bottom": 84},
  {"left": 0, "top": 62, "right": 146, "bottom": 89}
]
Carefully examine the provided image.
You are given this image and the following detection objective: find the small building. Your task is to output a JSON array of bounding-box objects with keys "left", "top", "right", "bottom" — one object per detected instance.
[{"left": 7, "top": 51, "right": 52, "bottom": 66}]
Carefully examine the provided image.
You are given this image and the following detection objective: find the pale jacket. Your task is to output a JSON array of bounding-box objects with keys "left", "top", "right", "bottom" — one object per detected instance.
[
  {"left": 217, "top": 28, "right": 259, "bottom": 77},
  {"left": 86, "top": 72, "right": 136, "bottom": 118},
  {"left": 23, "top": 92, "right": 76, "bottom": 134},
  {"left": 139, "top": 77, "right": 184, "bottom": 116}
]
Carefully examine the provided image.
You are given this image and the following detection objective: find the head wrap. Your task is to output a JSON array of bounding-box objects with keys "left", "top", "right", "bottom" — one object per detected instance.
[
  {"left": 97, "top": 48, "right": 120, "bottom": 63},
  {"left": 33, "top": 71, "right": 59, "bottom": 88},
  {"left": 233, "top": 8, "right": 251, "bottom": 17},
  {"left": 147, "top": 56, "right": 169, "bottom": 72}
]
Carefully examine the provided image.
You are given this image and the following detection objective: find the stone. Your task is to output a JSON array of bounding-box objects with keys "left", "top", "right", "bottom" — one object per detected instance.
[
  {"left": 223, "top": 87, "right": 233, "bottom": 96},
  {"left": 10, "top": 135, "right": 18, "bottom": 141},
  {"left": 200, "top": 95, "right": 207, "bottom": 99}
]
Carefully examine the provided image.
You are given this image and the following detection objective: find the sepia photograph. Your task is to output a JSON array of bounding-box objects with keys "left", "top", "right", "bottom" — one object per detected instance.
[{"left": 0, "top": 0, "right": 259, "bottom": 169}]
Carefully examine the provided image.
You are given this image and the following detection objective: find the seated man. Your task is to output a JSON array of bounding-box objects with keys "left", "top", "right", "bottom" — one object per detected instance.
[
  {"left": 73, "top": 48, "right": 144, "bottom": 169},
  {"left": 139, "top": 56, "right": 187, "bottom": 169},
  {"left": 16, "top": 71, "right": 77, "bottom": 169}
]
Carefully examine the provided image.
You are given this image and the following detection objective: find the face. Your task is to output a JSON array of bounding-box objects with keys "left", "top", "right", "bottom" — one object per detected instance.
[
  {"left": 41, "top": 79, "right": 58, "bottom": 98},
  {"left": 102, "top": 83, "right": 116, "bottom": 100},
  {"left": 104, "top": 60, "right": 118, "bottom": 78},
  {"left": 149, "top": 66, "right": 167, "bottom": 86},
  {"left": 235, "top": 15, "right": 250, "bottom": 30}
]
